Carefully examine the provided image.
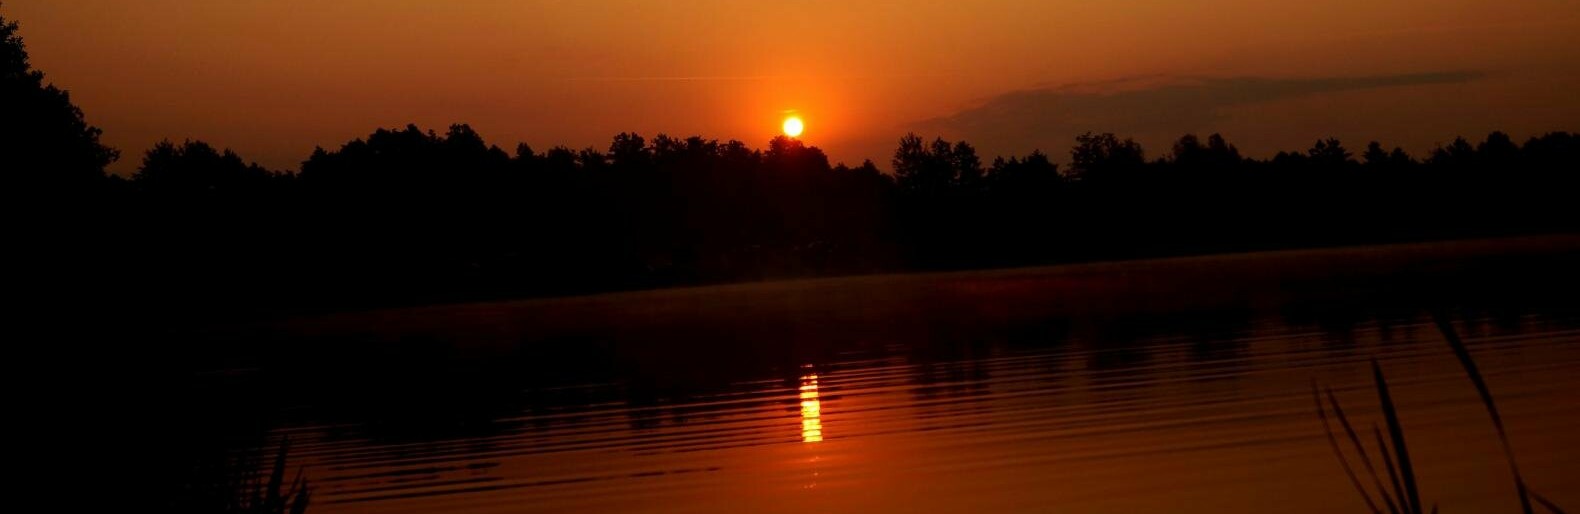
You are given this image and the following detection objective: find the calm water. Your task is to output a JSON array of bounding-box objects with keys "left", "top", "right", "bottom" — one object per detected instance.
[{"left": 193, "top": 239, "right": 1580, "bottom": 513}]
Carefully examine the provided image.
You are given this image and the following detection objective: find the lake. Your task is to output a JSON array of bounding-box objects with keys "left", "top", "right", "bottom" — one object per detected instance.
[{"left": 178, "top": 236, "right": 1580, "bottom": 513}]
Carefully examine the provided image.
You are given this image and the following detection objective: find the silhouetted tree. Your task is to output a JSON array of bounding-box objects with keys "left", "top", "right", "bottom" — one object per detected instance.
[
  {"left": 893, "top": 134, "right": 946, "bottom": 195},
  {"left": 892, "top": 135, "right": 987, "bottom": 193},
  {"left": 1, "top": 9, "right": 118, "bottom": 187},
  {"left": 608, "top": 132, "right": 650, "bottom": 169},
  {"left": 1362, "top": 142, "right": 1388, "bottom": 166},
  {"left": 134, "top": 140, "right": 280, "bottom": 194},
  {"left": 1478, "top": 131, "right": 1519, "bottom": 167},
  {"left": 1168, "top": 133, "right": 1243, "bottom": 179},
  {"left": 1171, "top": 134, "right": 1207, "bottom": 165},
  {"left": 1429, "top": 136, "right": 1478, "bottom": 171},
  {"left": 1307, "top": 138, "right": 1354, "bottom": 169},
  {"left": 1205, "top": 133, "right": 1242, "bottom": 165},
  {"left": 1363, "top": 141, "right": 1415, "bottom": 171},
  {"left": 951, "top": 140, "right": 984, "bottom": 190},
  {"left": 1069, "top": 132, "right": 1145, "bottom": 182},
  {"left": 987, "top": 150, "right": 1060, "bottom": 192},
  {"left": 1521, "top": 132, "right": 1579, "bottom": 175}
]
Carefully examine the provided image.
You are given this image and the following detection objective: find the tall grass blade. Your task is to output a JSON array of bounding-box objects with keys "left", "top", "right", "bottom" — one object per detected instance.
[
  {"left": 1372, "top": 360, "right": 1422, "bottom": 514},
  {"left": 1373, "top": 424, "right": 1410, "bottom": 514},
  {"left": 1313, "top": 381, "right": 1385, "bottom": 514},
  {"left": 267, "top": 439, "right": 289, "bottom": 511},
  {"left": 1432, "top": 312, "right": 1535, "bottom": 514},
  {"left": 1532, "top": 492, "right": 1569, "bottom": 514},
  {"left": 1326, "top": 386, "right": 1400, "bottom": 514},
  {"left": 289, "top": 473, "right": 312, "bottom": 514}
]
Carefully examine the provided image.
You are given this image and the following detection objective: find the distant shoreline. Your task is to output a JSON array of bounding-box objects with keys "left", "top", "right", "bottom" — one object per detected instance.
[{"left": 266, "top": 233, "right": 1580, "bottom": 352}]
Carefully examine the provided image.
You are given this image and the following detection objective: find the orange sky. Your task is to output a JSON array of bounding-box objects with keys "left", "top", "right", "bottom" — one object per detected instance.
[{"left": 8, "top": 0, "right": 1579, "bottom": 173}]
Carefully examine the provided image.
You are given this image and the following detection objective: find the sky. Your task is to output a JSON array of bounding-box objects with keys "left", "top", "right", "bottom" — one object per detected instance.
[{"left": 7, "top": 0, "right": 1580, "bottom": 174}]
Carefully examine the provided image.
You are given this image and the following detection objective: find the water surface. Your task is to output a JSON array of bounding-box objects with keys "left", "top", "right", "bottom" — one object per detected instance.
[{"left": 194, "top": 238, "right": 1580, "bottom": 513}]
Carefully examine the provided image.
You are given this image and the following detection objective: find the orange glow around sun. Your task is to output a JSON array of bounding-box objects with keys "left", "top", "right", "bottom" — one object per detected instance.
[{"left": 783, "top": 116, "right": 805, "bottom": 138}]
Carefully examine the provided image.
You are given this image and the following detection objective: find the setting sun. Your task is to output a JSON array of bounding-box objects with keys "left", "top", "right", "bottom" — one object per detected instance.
[{"left": 782, "top": 116, "right": 805, "bottom": 138}]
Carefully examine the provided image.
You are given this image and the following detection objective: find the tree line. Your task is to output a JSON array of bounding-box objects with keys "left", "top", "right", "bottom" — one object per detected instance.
[{"left": 6, "top": 10, "right": 1577, "bottom": 319}]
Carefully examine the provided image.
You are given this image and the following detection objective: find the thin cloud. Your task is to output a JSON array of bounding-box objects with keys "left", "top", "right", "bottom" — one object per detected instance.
[
  {"left": 916, "top": 71, "right": 1486, "bottom": 155},
  {"left": 562, "top": 75, "right": 782, "bottom": 82},
  {"left": 1326, "top": 17, "right": 1580, "bottom": 42},
  {"left": 562, "top": 72, "right": 955, "bottom": 82}
]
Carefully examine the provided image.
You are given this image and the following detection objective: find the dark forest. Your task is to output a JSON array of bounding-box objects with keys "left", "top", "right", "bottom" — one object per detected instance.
[{"left": 7, "top": 12, "right": 1577, "bottom": 322}]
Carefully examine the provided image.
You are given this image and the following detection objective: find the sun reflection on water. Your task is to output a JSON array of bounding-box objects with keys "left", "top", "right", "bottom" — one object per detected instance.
[{"left": 800, "top": 373, "right": 823, "bottom": 443}]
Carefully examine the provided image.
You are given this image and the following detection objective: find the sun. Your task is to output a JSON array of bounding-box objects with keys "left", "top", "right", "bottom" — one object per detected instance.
[{"left": 782, "top": 116, "right": 805, "bottom": 138}]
